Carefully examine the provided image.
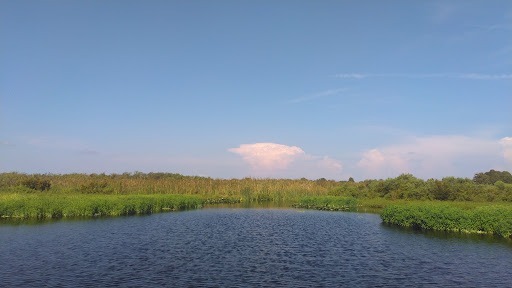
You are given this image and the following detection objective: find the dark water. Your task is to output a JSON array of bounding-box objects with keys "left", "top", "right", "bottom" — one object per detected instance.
[{"left": 1, "top": 208, "right": 511, "bottom": 287}]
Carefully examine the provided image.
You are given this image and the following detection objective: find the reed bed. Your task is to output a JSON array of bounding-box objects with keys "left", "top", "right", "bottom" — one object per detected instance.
[
  {"left": 380, "top": 203, "right": 512, "bottom": 237},
  {"left": 0, "top": 172, "right": 335, "bottom": 201},
  {"left": 0, "top": 194, "right": 204, "bottom": 218}
]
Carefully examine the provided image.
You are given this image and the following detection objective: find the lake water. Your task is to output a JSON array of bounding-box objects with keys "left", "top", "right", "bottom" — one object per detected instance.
[{"left": 1, "top": 208, "right": 511, "bottom": 287}]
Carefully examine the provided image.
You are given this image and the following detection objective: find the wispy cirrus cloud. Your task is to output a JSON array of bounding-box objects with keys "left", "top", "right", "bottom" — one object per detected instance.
[
  {"left": 334, "top": 73, "right": 512, "bottom": 80},
  {"left": 468, "top": 24, "right": 512, "bottom": 31},
  {"left": 289, "top": 88, "right": 347, "bottom": 103},
  {"left": 78, "top": 148, "right": 100, "bottom": 155},
  {"left": 431, "top": 2, "right": 457, "bottom": 24},
  {"left": 229, "top": 143, "right": 342, "bottom": 179},
  {"left": 27, "top": 136, "right": 100, "bottom": 156}
]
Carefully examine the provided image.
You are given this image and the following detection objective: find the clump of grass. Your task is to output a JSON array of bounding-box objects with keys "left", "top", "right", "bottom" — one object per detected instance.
[
  {"left": 293, "top": 196, "right": 357, "bottom": 211},
  {"left": 0, "top": 194, "right": 204, "bottom": 219},
  {"left": 380, "top": 204, "right": 512, "bottom": 238},
  {"left": 204, "top": 197, "right": 242, "bottom": 204}
]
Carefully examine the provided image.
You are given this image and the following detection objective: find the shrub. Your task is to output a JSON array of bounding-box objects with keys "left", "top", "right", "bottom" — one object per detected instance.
[{"left": 20, "top": 178, "right": 51, "bottom": 191}]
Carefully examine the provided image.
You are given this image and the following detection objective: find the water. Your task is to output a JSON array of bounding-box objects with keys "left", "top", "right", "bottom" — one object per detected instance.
[{"left": 1, "top": 208, "right": 511, "bottom": 287}]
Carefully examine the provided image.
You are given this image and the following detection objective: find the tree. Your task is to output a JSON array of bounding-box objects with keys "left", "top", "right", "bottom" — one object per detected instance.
[{"left": 473, "top": 170, "right": 512, "bottom": 184}]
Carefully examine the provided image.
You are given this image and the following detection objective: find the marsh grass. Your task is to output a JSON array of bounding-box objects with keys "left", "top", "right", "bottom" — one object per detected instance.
[
  {"left": 0, "top": 173, "right": 335, "bottom": 201},
  {"left": 0, "top": 194, "right": 203, "bottom": 218}
]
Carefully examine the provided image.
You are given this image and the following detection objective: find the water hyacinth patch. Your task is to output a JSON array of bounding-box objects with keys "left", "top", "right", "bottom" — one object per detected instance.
[
  {"left": 293, "top": 196, "right": 357, "bottom": 211},
  {"left": 380, "top": 204, "right": 512, "bottom": 238}
]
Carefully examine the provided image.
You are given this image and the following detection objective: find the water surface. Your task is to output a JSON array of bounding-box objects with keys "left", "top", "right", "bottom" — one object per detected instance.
[{"left": 1, "top": 208, "right": 511, "bottom": 287}]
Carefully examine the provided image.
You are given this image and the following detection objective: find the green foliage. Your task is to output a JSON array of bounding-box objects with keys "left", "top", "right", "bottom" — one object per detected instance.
[
  {"left": 380, "top": 203, "right": 512, "bottom": 238},
  {"left": 328, "top": 183, "right": 361, "bottom": 197},
  {"left": 473, "top": 170, "right": 512, "bottom": 185}
]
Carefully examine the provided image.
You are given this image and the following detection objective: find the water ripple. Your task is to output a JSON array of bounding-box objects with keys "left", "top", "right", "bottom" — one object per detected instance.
[{"left": 1, "top": 209, "right": 511, "bottom": 287}]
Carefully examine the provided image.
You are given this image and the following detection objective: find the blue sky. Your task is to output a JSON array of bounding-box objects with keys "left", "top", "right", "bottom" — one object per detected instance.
[{"left": 1, "top": 0, "right": 511, "bottom": 180}]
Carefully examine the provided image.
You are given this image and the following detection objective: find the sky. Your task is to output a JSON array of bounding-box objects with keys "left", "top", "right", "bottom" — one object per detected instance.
[{"left": 1, "top": 0, "right": 511, "bottom": 181}]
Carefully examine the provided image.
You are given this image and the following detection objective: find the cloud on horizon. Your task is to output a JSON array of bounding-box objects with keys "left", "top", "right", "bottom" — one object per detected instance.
[
  {"left": 357, "top": 135, "right": 512, "bottom": 179},
  {"left": 500, "top": 137, "right": 512, "bottom": 165},
  {"left": 229, "top": 143, "right": 342, "bottom": 179}
]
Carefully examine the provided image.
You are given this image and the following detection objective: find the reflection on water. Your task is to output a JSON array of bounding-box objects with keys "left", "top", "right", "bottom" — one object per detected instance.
[
  {"left": 1, "top": 208, "right": 511, "bottom": 287},
  {"left": 381, "top": 222, "right": 512, "bottom": 247},
  {"left": 205, "top": 200, "right": 298, "bottom": 210}
]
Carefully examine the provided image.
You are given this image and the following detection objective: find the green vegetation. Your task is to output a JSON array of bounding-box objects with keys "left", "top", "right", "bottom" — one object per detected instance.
[
  {"left": 1, "top": 169, "right": 511, "bottom": 238},
  {"left": 20, "top": 177, "right": 51, "bottom": 191},
  {"left": 380, "top": 203, "right": 512, "bottom": 238},
  {"left": 0, "top": 172, "right": 336, "bottom": 201},
  {"left": 0, "top": 194, "right": 203, "bottom": 218},
  {"left": 293, "top": 196, "right": 357, "bottom": 211},
  {"left": 473, "top": 169, "right": 512, "bottom": 185},
  {"left": 2, "top": 170, "right": 511, "bottom": 202}
]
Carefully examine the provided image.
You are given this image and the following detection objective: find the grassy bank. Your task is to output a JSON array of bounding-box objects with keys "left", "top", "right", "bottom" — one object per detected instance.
[
  {"left": 0, "top": 194, "right": 204, "bottom": 218},
  {"left": 380, "top": 203, "right": 512, "bottom": 238}
]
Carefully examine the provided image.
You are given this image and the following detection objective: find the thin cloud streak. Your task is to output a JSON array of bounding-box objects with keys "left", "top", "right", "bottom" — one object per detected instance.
[
  {"left": 468, "top": 24, "right": 512, "bottom": 31},
  {"left": 289, "top": 88, "right": 347, "bottom": 103},
  {"left": 334, "top": 73, "right": 512, "bottom": 80}
]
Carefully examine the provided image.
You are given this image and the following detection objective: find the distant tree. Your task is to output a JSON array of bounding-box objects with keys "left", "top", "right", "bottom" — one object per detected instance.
[
  {"left": 348, "top": 177, "right": 355, "bottom": 183},
  {"left": 432, "top": 180, "right": 453, "bottom": 200},
  {"left": 473, "top": 170, "right": 512, "bottom": 184}
]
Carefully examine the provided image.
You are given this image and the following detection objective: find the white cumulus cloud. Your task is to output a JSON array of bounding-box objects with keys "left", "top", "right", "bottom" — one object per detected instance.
[
  {"left": 229, "top": 143, "right": 342, "bottom": 179},
  {"left": 229, "top": 143, "right": 305, "bottom": 170}
]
